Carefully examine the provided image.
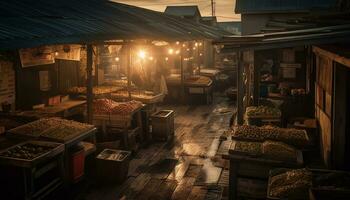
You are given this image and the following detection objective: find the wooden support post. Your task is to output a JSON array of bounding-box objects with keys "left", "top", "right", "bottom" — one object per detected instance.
[
  {"left": 86, "top": 44, "right": 93, "bottom": 124},
  {"left": 253, "top": 51, "right": 260, "bottom": 106},
  {"left": 127, "top": 44, "right": 132, "bottom": 100},
  {"left": 180, "top": 50, "right": 185, "bottom": 103},
  {"left": 229, "top": 159, "right": 239, "bottom": 200},
  {"left": 237, "top": 51, "right": 244, "bottom": 125}
]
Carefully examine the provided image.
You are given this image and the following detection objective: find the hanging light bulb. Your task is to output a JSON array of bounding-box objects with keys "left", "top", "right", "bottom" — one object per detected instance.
[
  {"left": 175, "top": 50, "right": 180, "bottom": 55},
  {"left": 115, "top": 57, "right": 120, "bottom": 61},
  {"left": 54, "top": 51, "right": 59, "bottom": 56},
  {"left": 195, "top": 42, "right": 198, "bottom": 47},
  {"left": 149, "top": 56, "right": 154, "bottom": 61},
  {"left": 138, "top": 50, "right": 146, "bottom": 59},
  {"left": 165, "top": 57, "right": 169, "bottom": 61},
  {"left": 199, "top": 42, "right": 203, "bottom": 46},
  {"left": 168, "top": 48, "right": 174, "bottom": 55},
  {"left": 176, "top": 41, "right": 180, "bottom": 45}
]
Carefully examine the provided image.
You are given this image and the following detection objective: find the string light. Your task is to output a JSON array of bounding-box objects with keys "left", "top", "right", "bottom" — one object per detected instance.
[
  {"left": 175, "top": 50, "right": 180, "bottom": 55},
  {"left": 54, "top": 51, "right": 59, "bottom": 56},
  {"left": 149, "top": 56, "right": 154, "bottom": 61},
  {"left": 168, "top": 48, "right": 174, "bottom": 55},
  {"left": 193, "top": 47, "right": 196, "bottom": 50},
  {"left": 195, "top": 42, "right": 198, "bottom": 47},
  {"left": 199, "top": 42, "right": 202, "bottom": 46},
  {"left": 182, "top": 44, "right": 186, "bottom": 47},
  {"left": 115, "top": 57, "right": 120, "bottom": 61},
  {"left": 176, "top": 41, "right": 180, "bottom": 45},
  {"left": 165, "top": 57, "right": 169, "bottom": 61}
]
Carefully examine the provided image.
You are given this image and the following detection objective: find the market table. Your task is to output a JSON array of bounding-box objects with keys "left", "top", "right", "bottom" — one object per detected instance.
[
  {"left": 0, "top": 138, "right": 65, "bottom": 199},
  {"left": 111, "top": 90, "right": 165, "bottom": 104},
  {"left": 17, "top": 100, "right": 86, "bottom": 119},
  {"left": 166, "top": 75, "right": 213, "bottom": 104},
  {"left": 185, "top": 77, "right": 213, "bottom": 105},
  {"left": 222, "top": 140, "right": 304, "bottom": 200},
  {"left": 6, "top": 118, "right": 97, "bottom": 183},
  {"left": 200, "top": 68, "right": 220, "bottom": 79}
]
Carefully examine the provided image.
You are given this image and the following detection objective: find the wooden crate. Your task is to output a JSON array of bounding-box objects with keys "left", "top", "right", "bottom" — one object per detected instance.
[
  {"left": 151, "top": 110, "right": 174, "bottom": 141},
  {"left": 96, "top": 149, "right": 131, "bottom": 184}
]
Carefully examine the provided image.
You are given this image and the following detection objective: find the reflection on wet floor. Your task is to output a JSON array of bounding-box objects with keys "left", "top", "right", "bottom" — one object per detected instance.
[{"left": 84, "top": 95, "right": 235, "bottom": 200}]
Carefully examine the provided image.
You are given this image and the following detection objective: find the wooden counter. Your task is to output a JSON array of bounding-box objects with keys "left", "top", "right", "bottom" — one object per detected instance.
[{"left": 17, "top": 100, "right": 86, "bottom": 119}]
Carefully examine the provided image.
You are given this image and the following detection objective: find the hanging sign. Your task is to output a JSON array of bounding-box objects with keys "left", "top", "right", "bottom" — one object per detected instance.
[
  {"left": 54, "top": 45, "right": 81, "bottom": 61},
  {"left": 19, "top": 46, "right": 55, "bottom": 67}
]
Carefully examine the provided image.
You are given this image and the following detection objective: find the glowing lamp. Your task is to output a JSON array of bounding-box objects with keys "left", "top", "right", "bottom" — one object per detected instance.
[
  {"left": 138, "top": 50, "right": 146, "bottom": 59},
  {"left": 168, "top": 48, "right": 174, "bottom": 55}
]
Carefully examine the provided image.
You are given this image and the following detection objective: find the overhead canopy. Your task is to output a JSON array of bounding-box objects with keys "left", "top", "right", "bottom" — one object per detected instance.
[
  {"left": 235, "top": 0, "right": 337, "bottom": 14},
  {"left": 215, "top": 13, "right": 350, "bottom": 51},
  {"left": 0, "top": 0, "right": 226, "bottom": 50}
]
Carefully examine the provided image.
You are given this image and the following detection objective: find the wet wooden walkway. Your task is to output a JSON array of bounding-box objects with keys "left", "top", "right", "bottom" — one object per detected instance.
[{"left": 83, "top": 95, "right": 235, "bottom": 200}]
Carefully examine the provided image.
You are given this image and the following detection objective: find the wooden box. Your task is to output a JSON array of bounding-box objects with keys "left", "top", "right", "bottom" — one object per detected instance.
[
  {"left": 151, "top": 110, "right": 174, "bottom": 141},
  {"left": 96, "top": 149, "right": 131, "bottom": 184}
]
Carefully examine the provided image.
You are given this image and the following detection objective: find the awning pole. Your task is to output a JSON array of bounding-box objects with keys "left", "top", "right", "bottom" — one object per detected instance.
[
  {"left": 180, "top": 48, "right": 185, "bottom": 103},
  {"left": 127, "top": 43, "right": 132, "bottom": 100},
  {"left": 86, "top": 44, "right": 93, "bottom": 124},
  {"left": 237, "top": 50, "right": 244, "bottom": 125}
]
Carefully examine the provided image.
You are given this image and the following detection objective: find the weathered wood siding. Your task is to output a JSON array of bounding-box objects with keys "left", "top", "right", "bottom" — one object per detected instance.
[{"left": 314, "top": 52, "right": 333, "bottom": 167}]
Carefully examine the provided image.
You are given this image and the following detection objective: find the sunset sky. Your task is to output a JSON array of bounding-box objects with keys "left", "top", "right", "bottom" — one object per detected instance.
[{"left": 114, "top": 0, "right": 241, "bottom": 22}]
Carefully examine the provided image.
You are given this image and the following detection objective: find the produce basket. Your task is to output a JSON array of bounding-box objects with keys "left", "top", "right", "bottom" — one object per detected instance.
[
  {"left": 7, "top": 117, "right": 95, "bottom": 142},
  {"left": 267, "top": 168, "right": 312, "bottom": 200},
  {"left": 267, "top": 168, "right": 350, "bottom": 200},
  {"left": 231, "top": 140, "right": 302, "bottom": 162},
  {"left": 0, "top": 141, "right": 64, "bottom": 168},
  {"left": 245, "top": 106, "right": 282, "bottom": 126},
  {"left": 232, "top": 125, "right": 310, "bottom": 148},
  {"left": 229, "top": 140, "right": 263, "bottom": 157}
]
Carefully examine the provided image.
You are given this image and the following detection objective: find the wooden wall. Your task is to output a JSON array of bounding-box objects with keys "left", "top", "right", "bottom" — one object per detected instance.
[
  {"left": 0, "top": 60, "right": 15, "bottom": 111},
  {"left": 314, "top": 53, "right": 333, "bottom": 166},
  {"left": 16, "top": 58, "right": 80, "bottom": 110}
]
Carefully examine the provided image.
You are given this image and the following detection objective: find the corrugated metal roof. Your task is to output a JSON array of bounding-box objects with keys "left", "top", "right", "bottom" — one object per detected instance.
[
  {"left": 165, "top": 6, "right": 202, "bottom": 17},
  {"left": 215, "top": 24, "right": 350, "bottom": 51},
  {"left": 235, "top": 0, "right": 337, "bottom": 14},
  {"left": 0, "top": 0, "right": 225, "bottom": 50}
]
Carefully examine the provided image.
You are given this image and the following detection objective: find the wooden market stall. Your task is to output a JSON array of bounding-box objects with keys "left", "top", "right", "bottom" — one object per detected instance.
[
  {"left": 215, "top": 16, "right": 350, "bottom": 200},
  {"left": 0, "top": 0, "right": 224, "bottom": 199}
]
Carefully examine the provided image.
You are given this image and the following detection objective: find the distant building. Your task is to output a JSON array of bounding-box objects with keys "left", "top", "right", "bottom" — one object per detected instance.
[
  {"left": 164, "top": 6, "right": 202, "bottom": 23},
  {"left": 235, "top": 0, "right": 338, "bottom": 35},
  {"left": 217, "top": 21, "right": 241, "bottom": 35}
]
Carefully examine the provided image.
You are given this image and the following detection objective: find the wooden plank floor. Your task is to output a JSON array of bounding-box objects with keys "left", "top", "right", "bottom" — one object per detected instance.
[{"left": 82, "top": 95, "right": 235, "bottom": 200}]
